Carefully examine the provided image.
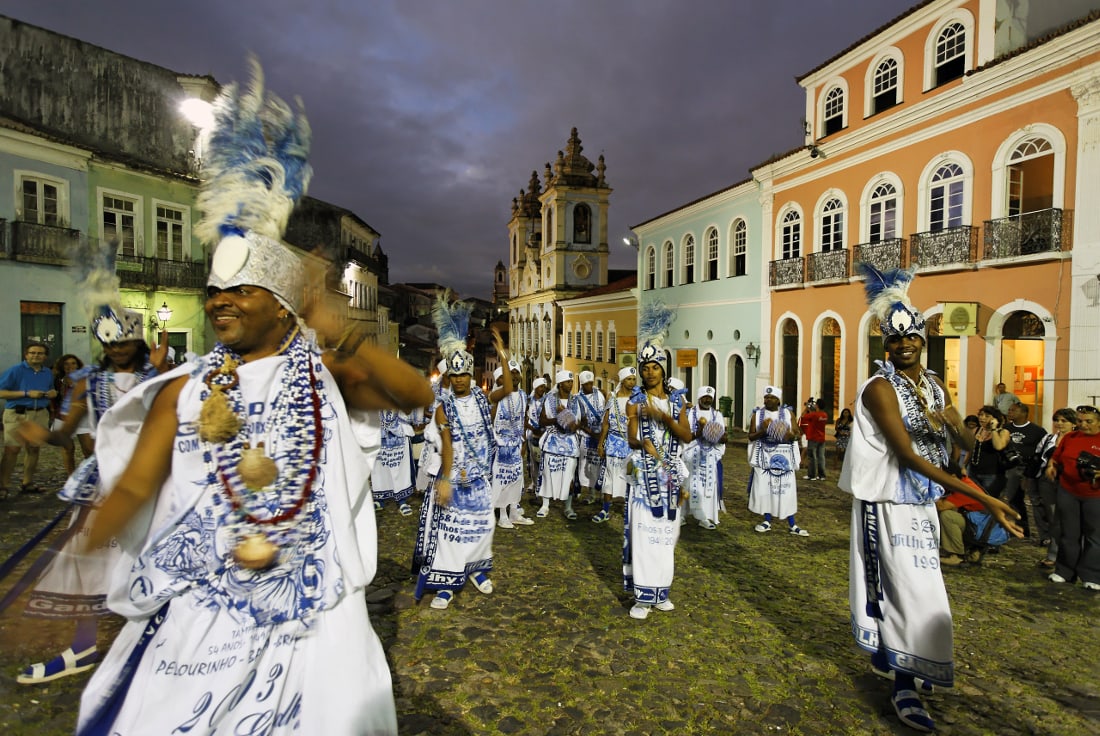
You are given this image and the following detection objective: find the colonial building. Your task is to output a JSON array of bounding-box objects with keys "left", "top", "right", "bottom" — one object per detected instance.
[
  {"left": 558, "top": 273, "right": 638, "bottom": 394},
  {"left": 750, "top": 0, "right": 1100, "bottom": 424},
  {"left": 506, "top": 128, "right": 612, "bottom": 387},
  {"left": 631, "top": 178, "right": 768, "bottom": 428}
]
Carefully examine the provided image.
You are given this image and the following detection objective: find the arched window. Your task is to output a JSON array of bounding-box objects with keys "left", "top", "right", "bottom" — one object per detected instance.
[
  {"left": 781, "top": 210, "right": 802, "bottom": 259},
  {"left": 823, "top": 86, "right": 845, "bottom": 136},
  {"left": 608, "top": 326, "right": 617, "bottom": 362},
  {"left": 1007, "top": 137, "right": 1054, "bottom": 216},
  {"left": 868, "top": 182, "right": 898, "bottom": 242},
  {"left": 645, "top": 246, "right": 656, "bottom": 290},
  {"left": 573, "top": 203, "right": 591, "bottom": 244},
  {"left": 585, "top": 327, "right": 593, "bottom": 360},
  {"left": 575, "top": 328, "right": 582, "bottom": 357},
  {"left": 663, "top": 241, "right": 675, "bottom": 287},
  {"left": 682, "top": 234, "right": 696, "bottom": 284},
  {"left": 930, "top": 163, "right": 965, "bottom": 231},
  {"left": 596, "top": 325, "right": 604, "bottom": 362},
  {"left": 565, "top": 323, "right": 573, "bottom": 357},
  {"left": 934, "top": 22, "right": 966, "bottom": 86},
  {"left": 730, "top": 219, "right": 747, "bottom": 276},
  {"left": 705, "top": 227, "right": 719, "bottom": 280},
  {"left": 872, "top": 57, "right": 899, "bottom": 113},
  {"left": 819, "top": 198, "right": 845, "bottom": 252}
]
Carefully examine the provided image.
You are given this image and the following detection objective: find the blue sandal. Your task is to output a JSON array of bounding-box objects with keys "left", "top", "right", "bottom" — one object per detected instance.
[{"left": 892, "top": 689, "right": 934, "bottom": 732}]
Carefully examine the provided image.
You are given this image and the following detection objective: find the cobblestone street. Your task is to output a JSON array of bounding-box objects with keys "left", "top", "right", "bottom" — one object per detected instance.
[{"left": 0, "top": 442, "right": 1098, "bottom": 734}]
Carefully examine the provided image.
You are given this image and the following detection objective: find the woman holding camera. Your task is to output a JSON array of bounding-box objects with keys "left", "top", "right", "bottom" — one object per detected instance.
[
  {"left": 1046, "top": 404, "right": 1100, "bottom": 589},
  {"left": 966, "top": 406, "right": 1010, "bottom": 495}
]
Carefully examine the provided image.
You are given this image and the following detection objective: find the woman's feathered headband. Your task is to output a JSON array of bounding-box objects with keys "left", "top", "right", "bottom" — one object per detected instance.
[
  {"left": 858, "top": 262, "right": 926, "bottom": 340},
  {"left": 637, "top": 300, "right": 674, "bottom": 366}
]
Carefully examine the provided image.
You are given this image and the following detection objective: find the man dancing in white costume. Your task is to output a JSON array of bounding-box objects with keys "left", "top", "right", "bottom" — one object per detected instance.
[
  {"left": 75, "top": 66, "right": 432, "bottom": 736},
  {"left": 623, "top": 302, "right": 693, "bottom": 620},
  {"left": 537, "top": 371, "right": 581, "bottom": 520},
  {"left": 748, "top": 386, "right": 809, "bottom": 536},
  {"left": 574, "top": 370, "right": 606, "bottom": 503},
  {"left": 840, "top": 263, "right": 1022, "bottom": 732}
]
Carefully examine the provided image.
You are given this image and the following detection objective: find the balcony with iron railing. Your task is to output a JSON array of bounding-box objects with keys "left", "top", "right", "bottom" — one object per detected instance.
[
  {"left": 769, "top": 255, "right": 804, "bottom": 287},
  {"left": 8, "top": 220, "right": 81, "bottom": 265},
  {"left": 983, "top": 208, "right": 1071, "bottom": 260},
  {"left": 852, "top": 237, "right": 907, "bottom": 273},
  {"left": 116, "top": 253, "right": 207, "bottom": 290},
  {"left": 806, "top": 248, "right": 850, "bottom": 282},
  {"left": 908, "top": 225, "right": 979, "bottom": 270}
]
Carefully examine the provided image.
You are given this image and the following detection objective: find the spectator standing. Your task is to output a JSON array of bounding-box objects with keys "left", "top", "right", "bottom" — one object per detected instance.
[
  {"left": 51, "top": 354, "right": 95, "bottom": 476},
  {"left": 799, "top": 398, "right": 829, "bottom": 481},
  {"left": 1034, "top": 407, "right": 1077, "bottom": 569},
  {"left": 1046, "top": 404, "right": 1100, "bottom": 590},
  {"left": 992, "top": 382, "right": 1020, "bottom": 417},
  {"left": 1002, "top": 402, "right": 1046, "bottom": 538},
  {"left": 966, "top": 406, "right": 1010, "bottom": 495},
  {"left": 834, "top": 408, "right": 854, "bottom": 467},
  {"left": 0, "top": 343, "right": 57, "bottom": 496}
]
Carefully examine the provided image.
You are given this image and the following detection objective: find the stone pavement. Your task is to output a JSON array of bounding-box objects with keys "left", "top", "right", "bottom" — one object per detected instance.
[{"left": 1, "top": 443, "right": 1098, "bottom": 735}]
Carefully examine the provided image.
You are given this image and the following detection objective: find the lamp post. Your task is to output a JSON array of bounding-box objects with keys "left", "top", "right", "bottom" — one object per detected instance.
[
  {"left": 156, "top": 301, "right": 173, "bottom": 327},
  {"left": 745, "top": 342, "right": 760, "bottom": 367}
]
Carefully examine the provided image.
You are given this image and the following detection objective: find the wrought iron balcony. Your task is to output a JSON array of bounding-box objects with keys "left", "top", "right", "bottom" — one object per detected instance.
[
  {"left": 10, "top": 220, "right": 80, "bottom": 265},
  {"left": 769, "top": 255, "right": 804, "bottom": 287},
  {"left": 909, "top": 225, "right": 979, "bottom": 269},
  {"left": 983, "top": 208, "right": 1071, "bottom": 260},
  {"left": 853, "top": 238, "right": 907, "bottom": 272},
  {"left": 807, "top": 248, "right": 849, "bottom": 282},
  {"left": 116, "top": 254, "right": 207, "bottom": 290}
]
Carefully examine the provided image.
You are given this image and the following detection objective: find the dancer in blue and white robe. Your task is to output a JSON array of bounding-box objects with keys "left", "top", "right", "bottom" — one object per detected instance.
[
  {"left": 537, "top": 371, "right": 581, "bottom": 520},
  {"left": 490, "top": 362, "right": 532, "bottom": 529},
  {"left": 574, "top": 370, "right": 606, "bottom": 503},
  {"left": 525, "top": 377, "right": 548, "bottom": 497},
  {"left": 747, "top": 386, "right": 808, "bottom": 535},
  {"left": 371, "top": 409, "right": 415, "bottom": 513},
  {"left": 839, "top": 262, "right": 1022, "bottom": 732},
  {"left": 684, "top": 386, "right": 726, "bottom": 530},
  {"left": 592, "top": 366, "right": 636, "bottom": 524},
  {"left": 416, "top": 361, "right": 450, "bottom": 495},
  {"left": 623, "top": 304, "right": 694, "bottom": 621},
  {"left": 413, "top": 324, "right": 503, "bottom": 610}
]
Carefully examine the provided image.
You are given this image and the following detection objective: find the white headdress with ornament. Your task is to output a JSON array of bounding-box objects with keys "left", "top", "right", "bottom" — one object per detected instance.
[
  {"left": 858, "top": 263, "right": 926, "bottom": 340},
  {"left": 637, "top": 300, "right": 674, "bottom": 370},
  {"left": 72, "top": 238, "right": 146, "bottom": 345},
  {"left": 197, "top": 58, "right": 312, "bottom": 316},
  {"left": 432, "top": 291, "right": 474, "bottom": 376}
]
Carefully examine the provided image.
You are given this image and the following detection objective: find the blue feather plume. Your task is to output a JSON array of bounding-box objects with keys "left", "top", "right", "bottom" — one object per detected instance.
[
  {"left": 638, "top": 300, "right": 674, "bottom": 347},
  {"left": 71, "top": 237, "right": 122, "bottom": 321},
  {"left": 857, "top": 262, "right": 915, "bottom": 322},
  {"left": 432, "top": 291, "right": 472, "bottom": 357},
  {"left": 196, "top": 57, "right": 312, "bottom": 246}
]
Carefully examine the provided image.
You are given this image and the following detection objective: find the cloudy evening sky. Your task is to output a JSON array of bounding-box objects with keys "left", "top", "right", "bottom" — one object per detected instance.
[{"left": 5, "top": 0, "right": 918, "bottom": 299}]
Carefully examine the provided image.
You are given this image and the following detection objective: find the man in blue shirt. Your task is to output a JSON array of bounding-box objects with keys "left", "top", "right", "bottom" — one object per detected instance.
[{"left": 0, "top": 343, "right": 58, "bottom": 495}]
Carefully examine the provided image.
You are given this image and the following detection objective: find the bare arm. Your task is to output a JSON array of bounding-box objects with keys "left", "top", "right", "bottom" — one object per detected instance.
[
  {"left": 990, "top": 427, "right": 1010, "bottom": 451},
  {"left": 434, "top": 402, "right": 453, "bottom": 507},
  {"left": 862, "top": 377, "right": 1023, "bottom": 536},
  {"left": 88, "top": 375, "right": 187, "bottom": 548},
  {"left": 323, "top": 344, "right": 433, "bottom": 412}
]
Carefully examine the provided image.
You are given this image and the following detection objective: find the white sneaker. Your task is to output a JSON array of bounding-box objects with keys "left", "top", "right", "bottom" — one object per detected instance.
[
  {"left": 1048, "top": 573, "right": 1068, "bottom": 583},
  {"left": 497, "top": 516, "right": 514, "bottom": 529},
  {"left": 1084, "top": 582, "right": 1100, "bottom": 591},
  {"left": 655, "top": 600, "right": 675, "bottom": 612},
  {"left": 629, "top": 604, "right": 650, "bottom": 620},
  {"left": 698, "top": 519, "right": 717, "bottom": 530},
  {"left": 511, "top": 514, "right": 534, "bottom": 526}
]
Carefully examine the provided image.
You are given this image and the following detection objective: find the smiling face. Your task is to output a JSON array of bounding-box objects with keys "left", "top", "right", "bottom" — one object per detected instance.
[
  {"left": 205, "top": 285, "right": 292, "bottom": 362},
  {"left": 884, "top": 334, "right": 924, "bottom": 371},
  {"left": 699, "top": 395, "right": 714, "bottom": 410},
  {"left": 104, "top": 340, "right": 144, "bottom": 371}
]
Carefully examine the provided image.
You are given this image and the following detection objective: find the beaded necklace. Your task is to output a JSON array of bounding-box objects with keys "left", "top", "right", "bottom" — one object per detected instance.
[
  {"left": 895, "top": 367, "right": 943, "bottom": 433},
  {"left": 200, "top": 327, "right": 322, "bottom": 570}
]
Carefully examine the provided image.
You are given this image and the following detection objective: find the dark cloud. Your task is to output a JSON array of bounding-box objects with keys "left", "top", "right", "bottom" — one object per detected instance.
[{"left": 5, "top": 0, "right": 915, "bottom": 298}]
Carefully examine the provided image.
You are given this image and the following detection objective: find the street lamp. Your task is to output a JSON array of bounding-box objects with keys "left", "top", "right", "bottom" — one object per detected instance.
[
  {"left": 622, "top": 234, "right": 639, "bottom": 250},
  {"left": 152, "top": 301, "right": 173, "bottom": 331},
  {"left": 745, "top": 342, "right": 760, "bottom": 367}
]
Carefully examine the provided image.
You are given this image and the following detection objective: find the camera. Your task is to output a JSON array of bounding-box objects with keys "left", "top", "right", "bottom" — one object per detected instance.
[{"left": 1078, "top": 451, "right": 1100, "bottom": 482}]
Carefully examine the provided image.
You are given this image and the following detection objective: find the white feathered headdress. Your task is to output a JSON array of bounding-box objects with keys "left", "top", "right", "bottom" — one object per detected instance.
[
  {"left": 857, "top": 262, "right": 926, "bottom": 340},
  {"left": 637, "top": 300, "right": 674, "bottom": 368},
  {"left": 432, "top": 291, "right": 474, "bottom": 376}
]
